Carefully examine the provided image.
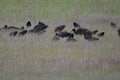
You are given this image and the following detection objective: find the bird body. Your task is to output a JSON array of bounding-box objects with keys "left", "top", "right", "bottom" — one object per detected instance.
[
  {"left": 56, "top": 31, "right": 70, "bottom": 38},
  {"left": 26, "top": 21, "right": 31, "bottom": 27},
  {"left": 98, "top": 32, "right": 105, "bottom": 37},
  {"left": 8, "top": 26, "right": 24, "bottom": 30},
  {"left": 73, "top": 22, "right": 80, "bottom": 28},
  {"left": 72, "top": 28, "right": 88, "bottom": 35},
  {"left": 9, "top": 31, "right": 18, "bottom": 36},
  {"left": 110, "top": 22, "right": 116, "bottom": 28},
  {"left": 30, "top": 23, "right": 48, "bottom": 33},
  {"left": 55, "top": 25, "right": 65, "bottom": 32},
  {"left": 18, "top": 30, "right": 27, "bottom": 36}
]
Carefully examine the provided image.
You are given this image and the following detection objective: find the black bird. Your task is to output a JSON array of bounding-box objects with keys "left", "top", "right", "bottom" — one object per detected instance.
[
  {"left": 33, "top": 23, "right": 48, "bottom": 32},
  {"left": 0, "top": 25, "right": 24, "bottom": 31},
  {"left": 3, "top": 25, "right": 8, "bottom": 29},
  {"left": 8, "top": 26, "right": 24, "bottom": 30},
  {"left": 26, "top": 21, "right": 31, "bottom": 27},
  {"left": 73, "top": 22, "right": 80, "bottom": 28},
  {"left": 9, "top": 31, "right": 18, "bottom": 36},
  {"left": 72, "top": 28, "right": 87, "bottom": 35},
  {"left": 84, "top": 30, "right": 93, "bottom": 39},
  {"left": 56, "top": 31, "right": 71, "bottom": 38},
  {"left": 55, "top": 25, "right": 65, "bottom": 33},
  {"left": 18, "top": 30, "right": 27, "bottom": 36},
  {"left": 92, "top": 30, "right": 98, "bottom": 34},
  {"left": 98, "top": 32, "right": 105, "bottom": 37},
  {"left": 29, "top": 23, "right": 48, "bottom": 33},
  {"left": 110, "top": 22, "right": 116, "bottom": 28},
  {"left": 66, "top": 33, "right": 77, "bottom": 42},
  {"left": 0, "top": 25, "right": 8, "bottom": 30},
  {"left": 118, "top": 28, "right": 120, "bottom": 36}
]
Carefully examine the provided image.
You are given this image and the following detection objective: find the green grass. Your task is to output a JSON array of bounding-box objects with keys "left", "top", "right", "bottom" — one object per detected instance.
[{"left": 0, "top": 0, "right": 120, "bottom": 80}]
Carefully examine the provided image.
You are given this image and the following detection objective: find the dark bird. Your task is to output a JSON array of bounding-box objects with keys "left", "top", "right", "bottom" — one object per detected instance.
[
  {"left": 73, "top": 22, "right": 80, "bottom": 28},
  {"left": 18, "top": 30, "right": 27, "bottom": 36},
  {"left": 84, "top": 30, "right": 93, "bottom": 39},
  {"left": 3, "top": 25, "right": 8, "bottom": 29},
  {"left": 66, "top": 33, "right": 77, "bottom": 42},
  {"left": 26, "top": 21, "right": 31, "bottom": 27},
  {"left": 38, "top": 21, "right": 45, "bottom": 26},
  {"left": 92, "top": 30, "right": 98, "bottom": 34},
  {"left": 110, "top": 22, "right": 116, "bottom": 28},
  {"left": 72, "top": 28, "right": 88, "bottom": 35},
  {"left": 118, "top": 28, "right": 120, "bottom": 36},
  {"left": 98, "top": 32, "right": 105, "bottom": 37},
  {"left": 33, "top": 23, "right": 48, "bottom": 32},
  {"left": 55, "top": 25, "right": 65, "bottom": 33},
  {"left": 8, "top": 26, "right": 24, "bottom": 30},
  {"left": 29, "top": 23, "right": 48, "bottom": 33},
  {"left": 9, "top": 31, "right": 18, "bottom": 36},
  {"left": 56, "top": 31, "right": 71, "bottom": 38},
  {"left": 0, "top": 25, "right": 8, "bottom": 30},
  {"left": 0, "top": 25, "right": 24, "bottom": 31}
]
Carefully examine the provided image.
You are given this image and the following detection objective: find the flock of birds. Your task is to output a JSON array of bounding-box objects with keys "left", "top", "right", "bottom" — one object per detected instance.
[{"left": 0, "top": 21, "right": 120, "bottom": 42}]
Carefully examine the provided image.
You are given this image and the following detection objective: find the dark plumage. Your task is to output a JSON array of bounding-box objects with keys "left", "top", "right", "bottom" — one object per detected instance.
[
  {"left": 68, "top": 33, "right": 74, "bottom": 38},
  {"left": 55, "top": 25, "right": 65, "bottom": 33},
  {"left": 98, "top": 32, "right": 105, "bottom": 37},
  {"left": 26, "top": 21, "right": 31, "bottom": 27},
  {"left": 0, "top": 25, "right": 8, "bottom": 30},
  {"left": 3, "top": 25, "right": 8, "bottom": 29},
  {"left": 1, "top": 25, "right": 24, "bottom": 31},
  {"left": 67, "top": 33, "right": 77, "bottom": 42},
  {"left": 18, "top": 30, "right": 27, "bottom": 36},
  {"left": 8, "top": 26, "right": 24, "bottom": 30},
  {"left": 72, "top": 28, "right": 88, "bottom": 35},
  {"left": 92, "top": 30, "right": 98, "bottom": 34},
  {"left": 9, "top": 31, "right": 18, "bottom": 36},
  {"left": 110, "top": 22, "right": 116, "bottom": 28},
  {"left": 32, "top": 23, "right": 48, "bottom": 33},
  {"left": 118, "top": 28, "right": 120, "bottom": 36},
  {"left": 56, "top": 31, "right": 70, "bottom": 38},
  {"left": 73, "top": 22, "right": 80, "bottom": 28},
  {"left": 84, "top": 30, "right": 93, "bottom": 39}
]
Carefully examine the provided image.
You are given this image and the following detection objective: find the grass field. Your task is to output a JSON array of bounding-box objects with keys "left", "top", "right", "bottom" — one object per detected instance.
[{"left": 0, "top": 0, "right": 120, "bottom": 80}]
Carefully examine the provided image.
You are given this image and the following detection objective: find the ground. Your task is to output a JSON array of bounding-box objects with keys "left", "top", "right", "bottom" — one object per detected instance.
[{"left": 0, "top": 0, "right": 120, "bottom": 80}]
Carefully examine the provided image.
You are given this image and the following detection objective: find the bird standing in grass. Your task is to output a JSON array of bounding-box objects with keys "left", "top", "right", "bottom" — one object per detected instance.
[
  {"left": 9, "top": 31, "right": 18, "bottom": 36},
  {"left": 56, "top": 31, "right": 70, "bottom": 38},
  {"left": 66, "top": 33, "right": 77, "bottom": 42},
  {"left": 18, "top": 30, "right": 27, "bottom": 36},
  {"left": 55, "top": 25, "right": 65, "bottom": 33},
  {"left": 73, "top": 22, "right": 80, "bottom": 28},
  {"left": 26, "top": 21, "right": 31, "bottom": 27},
  {"left": 98, "top": 32, "right": 105, "bottom": 37},
  {"left": 110, "top": 22, "right": 116, "bottom": 28}
]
